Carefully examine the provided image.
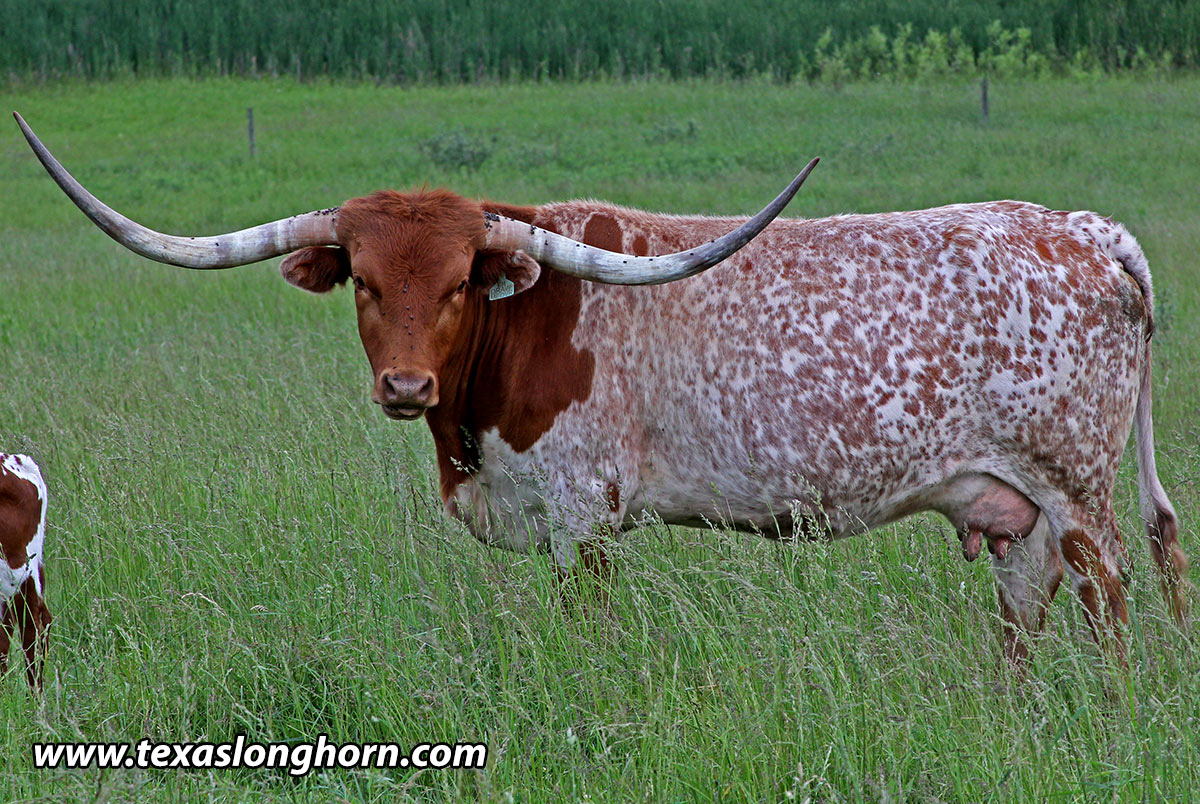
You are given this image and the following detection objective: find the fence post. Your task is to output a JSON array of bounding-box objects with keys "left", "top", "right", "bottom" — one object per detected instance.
[
  {"left": 981, "top": 77, "right": 989, "bottom": 124},
  {"left": 247, "top": 107, "right": 256, "bottom": 158}
]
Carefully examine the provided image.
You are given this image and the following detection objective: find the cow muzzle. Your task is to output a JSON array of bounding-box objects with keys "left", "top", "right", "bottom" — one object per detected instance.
[{"left": 374, "top": 369, "right": 438, "bottom": 420}]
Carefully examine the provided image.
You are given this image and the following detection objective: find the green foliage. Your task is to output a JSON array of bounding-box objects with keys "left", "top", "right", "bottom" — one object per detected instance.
[
  {"left": 643, "top": 119, "right": 699, "bottom": 145},
  {"left": 805, "top": 21, "right": 1067, "bottom": 82},
  {"left": 2, "top": 76, "right": 1200, "bottom": 801},
  {"left": 418, "top": 130, "right": 495, "bottom": 172},
  {"left": 1, "top": 0, "right": 1198, "bottom": 84}
]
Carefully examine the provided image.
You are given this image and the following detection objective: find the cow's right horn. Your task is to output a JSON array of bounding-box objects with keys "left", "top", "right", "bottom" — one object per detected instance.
[{"left": 14, "top": 113, "right": 339, "bottom": 269}]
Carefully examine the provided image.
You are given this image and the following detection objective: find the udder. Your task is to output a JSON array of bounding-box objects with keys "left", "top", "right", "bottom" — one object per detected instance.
[{"left": 929, "top": 473, "right": 1040, "bottom": 561}]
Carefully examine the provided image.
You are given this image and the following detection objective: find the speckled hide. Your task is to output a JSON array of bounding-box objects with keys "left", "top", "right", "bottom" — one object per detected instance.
[
  {"left": 451, "top": 199, "right": 1184, "bottom": 661},
  {"left": 0, "top": 453, "right": 52, "bottom": 689},
  {"left": 475, "top": 203, "right": 1129, "bottom": 537}
]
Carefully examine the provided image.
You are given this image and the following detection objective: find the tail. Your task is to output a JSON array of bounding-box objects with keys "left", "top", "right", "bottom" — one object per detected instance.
[
  {"left": 1135, "top": 322, "right": 1190, "bottom": 624},
  {"left": 1074, "top": 212, "right": 1189, "bottom": 621}
]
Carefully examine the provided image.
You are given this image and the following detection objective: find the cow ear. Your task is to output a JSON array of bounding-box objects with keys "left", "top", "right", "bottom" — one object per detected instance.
[
  {"left": 280, "top": 246, "right": 351, "bottom": 294},
  {"left": 473, "top": 250, "right": 541, "bottom": 300}
]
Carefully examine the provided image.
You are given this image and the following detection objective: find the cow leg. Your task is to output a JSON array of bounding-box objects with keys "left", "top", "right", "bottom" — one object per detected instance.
[
  {"left": 579, "top": 539, "right": 615, "bottom": 589},
  {"left": 16, "top": 575, "right": 51, "bottom": 690},
  {"left": 1050, "top": 506, "right": 1129, "bottom": 666},
  {"left": 990, "top": 513, "right": 1063, "bottom": 669},
  {"left": 553, "top": 538, "right": 616, "bottom": 615},
  {"left": 564, "top": 538, "right": 616, "bottom": 591},
  {"left": 0, "top": 601, "right": 11, "bottom": 679},
  {"left": 549, "top": 474, "right": 624, "bottom": 613},
  {"left": 552, "top": 513, "right": 619, "bottom": 614}
]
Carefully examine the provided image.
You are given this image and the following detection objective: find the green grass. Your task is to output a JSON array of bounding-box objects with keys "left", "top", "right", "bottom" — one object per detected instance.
[{"left": 1, "top": 76, "right": 1199, "bottom": 801}]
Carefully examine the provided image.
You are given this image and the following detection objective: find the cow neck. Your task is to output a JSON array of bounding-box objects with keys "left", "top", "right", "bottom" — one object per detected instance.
[{"left": 425, "top": 202, "right": 597, "bottom": 503}]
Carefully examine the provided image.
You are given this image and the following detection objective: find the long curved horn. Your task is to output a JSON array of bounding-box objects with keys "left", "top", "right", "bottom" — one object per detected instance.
[
  {"left": 14, "top": 112, "right": 338, "bottom": 269},
  {"left": 483, "top": 157, "right": 817, "bottom": 285}
]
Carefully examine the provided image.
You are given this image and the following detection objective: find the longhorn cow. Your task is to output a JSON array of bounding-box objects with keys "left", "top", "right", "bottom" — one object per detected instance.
[{"left": 15, "top": 112, "right": 1188, "bottom": 664}]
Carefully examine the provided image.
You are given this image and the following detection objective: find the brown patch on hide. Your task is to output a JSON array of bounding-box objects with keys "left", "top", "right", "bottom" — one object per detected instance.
[
  {"left": 605, "top": 482, "right": 620, "bottom": 514},
  {"left": 583, "top": 214, "right": 624, "bottom": 252},
  {"left": 0, "top": 467, "right": 38, "bottom": 571}
]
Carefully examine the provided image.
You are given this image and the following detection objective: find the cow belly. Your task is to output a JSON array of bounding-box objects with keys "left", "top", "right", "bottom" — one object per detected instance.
[
  {"left": 635, "top": 462, "right": 1041, "bottom": 546},
  {"left": 630, "top": 463, "right": 872, "bottom": 541}
]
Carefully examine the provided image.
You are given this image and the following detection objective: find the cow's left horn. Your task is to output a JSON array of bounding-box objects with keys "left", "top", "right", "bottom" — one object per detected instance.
[
  {"left": 483, "top": 157, "right": 818, "bottom": 285},
  {"left": 14, "top": 113, "right": 339, "bottom": 268}
]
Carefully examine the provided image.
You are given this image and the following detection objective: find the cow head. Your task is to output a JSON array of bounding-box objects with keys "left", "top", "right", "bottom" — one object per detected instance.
[
  {"left": 279, "top": 191, "right": 541, "bottom": 420},
  {"left": 15, "top": 112, "right": 816, "bottom": 422}
]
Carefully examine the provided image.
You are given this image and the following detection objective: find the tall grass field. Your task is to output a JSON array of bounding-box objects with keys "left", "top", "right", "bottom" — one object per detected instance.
[
  {"left": 1, "top": 77, "right": 1199, "bottom": 801},
  {"left": 2, "top": 0, "right": 1198, "bottom": 82}
]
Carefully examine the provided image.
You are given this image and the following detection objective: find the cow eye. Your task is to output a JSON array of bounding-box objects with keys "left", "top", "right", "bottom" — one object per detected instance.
[
  {"left": 353, "top": 275, "right": 366, "bottom": 291},
  {"left": 455, "top": 279, "right": 468, "bottom": 294}
]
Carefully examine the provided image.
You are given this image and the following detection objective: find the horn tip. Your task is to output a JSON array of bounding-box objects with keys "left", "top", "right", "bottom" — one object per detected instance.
[
  {"left": 784, "top": 157, "right": 820, "bottom": 195},
  {"left": 13, "top": 111, "right": 33, "bottom": 138}
]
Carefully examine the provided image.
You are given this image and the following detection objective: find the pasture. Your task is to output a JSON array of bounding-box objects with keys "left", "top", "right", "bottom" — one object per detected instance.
[{"left": 1, "top": 76, "right": 1198, "bottom": 801}]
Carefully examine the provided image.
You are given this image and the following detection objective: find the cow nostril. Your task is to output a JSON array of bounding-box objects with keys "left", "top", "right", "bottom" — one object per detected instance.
[{"left": 381, "top": 371, "right": 437, "bottom": 406}]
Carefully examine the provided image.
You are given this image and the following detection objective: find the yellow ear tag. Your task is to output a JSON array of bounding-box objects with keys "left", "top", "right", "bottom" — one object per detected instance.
[{"left": 488, "top": 274, "right": 515, "bottom": 301}]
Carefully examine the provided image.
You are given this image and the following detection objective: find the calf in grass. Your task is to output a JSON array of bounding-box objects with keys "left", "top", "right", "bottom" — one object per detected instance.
[
  {"left": 16, "top": 111, "right": 1189, "bottom": 667},
  {"left": 0, "top": 453, "right": 52, "bottom": 690}
]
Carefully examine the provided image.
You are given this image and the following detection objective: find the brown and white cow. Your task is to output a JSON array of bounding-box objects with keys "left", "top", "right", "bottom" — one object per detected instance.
[
  {"left": 0, "top": 453, "right": 52, "bottom": 689},
  {"left": 17, "top": 113, "right": 1188, "bottom": 664}
]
